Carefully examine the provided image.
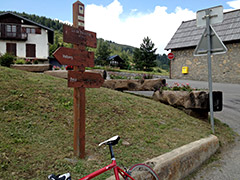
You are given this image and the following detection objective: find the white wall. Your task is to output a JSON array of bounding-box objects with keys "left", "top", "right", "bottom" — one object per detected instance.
[
  {"left": 0, "top": 41, "right": 6, "bottom": 56},
  {"left": 0, "top": 26, "right": 50, "bottom": 59},
  {"left": 26, "top": 28, "right": 49, "bottom": 59}
]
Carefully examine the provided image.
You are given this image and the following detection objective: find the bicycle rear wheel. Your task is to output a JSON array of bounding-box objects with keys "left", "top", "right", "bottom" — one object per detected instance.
[{"left": 127, "top": 164, "right": 160, "bottom": 180}]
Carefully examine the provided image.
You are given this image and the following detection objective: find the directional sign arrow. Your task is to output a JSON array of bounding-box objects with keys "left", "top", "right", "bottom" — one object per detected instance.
[
  {"left": 53, "top": 47, "right": 94, "bottom": 67},
  {"left": 63, "top": 24, "right": 97, "bottom": 48},
  {"left": 68, "top": 71, "right": 104, "bottom": 88}
]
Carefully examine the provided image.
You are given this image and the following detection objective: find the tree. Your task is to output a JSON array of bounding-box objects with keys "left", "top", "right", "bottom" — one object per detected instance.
[
  {"left": 120, "top": 51, "right": 130, "bottom": 69},
  {"left": 95, "top": 39, "right": 112, "bottom": 66},
  {"left": 133, "top": 36, "right": 157, "bottom": 71},
  {"left": 156, "top": 54, "right": 170, "bottom": 70}
]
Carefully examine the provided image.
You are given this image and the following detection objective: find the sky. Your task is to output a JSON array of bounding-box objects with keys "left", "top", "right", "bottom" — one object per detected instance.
[{"left": 1, "top": 0, "right": 240, "bottom": 54}]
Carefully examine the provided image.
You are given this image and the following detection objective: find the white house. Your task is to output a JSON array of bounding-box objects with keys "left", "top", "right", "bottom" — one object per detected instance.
[{"left": 0, "top": 12, "right": 54, "bottom": 63}]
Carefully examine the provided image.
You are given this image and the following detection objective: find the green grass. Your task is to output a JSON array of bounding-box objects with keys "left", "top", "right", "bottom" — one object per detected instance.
[{"left": 0, "top": 66, "right": 235, "bottom": 180}]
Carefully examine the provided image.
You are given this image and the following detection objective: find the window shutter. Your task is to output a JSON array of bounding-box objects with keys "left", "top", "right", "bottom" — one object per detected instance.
[{"left": 36, "top": 28, "right": 41, "bottom": 34}]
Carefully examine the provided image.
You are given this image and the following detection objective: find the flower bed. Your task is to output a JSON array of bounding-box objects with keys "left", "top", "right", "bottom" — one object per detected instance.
[
  {"left": 15, "top": 58, "right": 39, "bottom": 65},
  {"left": 160, "top": 82, "right": 200, "bottom": 92}
]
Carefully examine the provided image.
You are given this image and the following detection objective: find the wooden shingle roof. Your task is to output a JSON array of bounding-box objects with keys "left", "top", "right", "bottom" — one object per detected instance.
[{"left": 165, "top": 9, "right": 240, "bottom": 50}]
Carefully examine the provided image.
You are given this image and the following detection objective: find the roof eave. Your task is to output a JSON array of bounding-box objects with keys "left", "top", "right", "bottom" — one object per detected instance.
[{"left": 0, "top": 12, "right": 54, "bottom": 44}]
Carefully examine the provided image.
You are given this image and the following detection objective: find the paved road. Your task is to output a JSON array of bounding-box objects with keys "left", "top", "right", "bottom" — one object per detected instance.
[{"left": 127, "top": 79, "right": 240, "bottom": 179}]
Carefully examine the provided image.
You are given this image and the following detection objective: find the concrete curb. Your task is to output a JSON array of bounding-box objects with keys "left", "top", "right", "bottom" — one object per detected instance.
[
  {"left": 145, "top": 135, "right": 219, "bottom": 180},
  {"left": 106, "top": 135, "right": 219, "bottom": 180}
]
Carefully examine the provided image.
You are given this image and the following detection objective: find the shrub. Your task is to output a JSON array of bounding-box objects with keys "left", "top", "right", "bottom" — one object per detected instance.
[
  {"left": 33, "top": 59, "right": 38, "bottom": 64},
  {"left": 53, "top": 65, "right": 60, "bottom": 70},
  {"left": 0, "top": 53, "right": 15, "bottom": 67},
  {"left": 134, "top": 75, "right": 142, "bottom": 80},
  {"left": 161, "top": 82, "right": 199, "bottom": 92},
  {"left": 110, "top": 74, "right": 127, "bottom": 79},
  {"left": 15, "top": 59, "right": 26, "bottom": 64},
  {"left": 143, "top": 74, "right": 153, "bottom": 79},
  {"left": 25, "top": 59, "right": 32, "bottom": 64}
]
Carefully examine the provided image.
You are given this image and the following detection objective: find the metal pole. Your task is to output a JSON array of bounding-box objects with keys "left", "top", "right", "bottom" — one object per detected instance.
[{"left": 206, "top": 9, "right": 215, "bottom": 134}]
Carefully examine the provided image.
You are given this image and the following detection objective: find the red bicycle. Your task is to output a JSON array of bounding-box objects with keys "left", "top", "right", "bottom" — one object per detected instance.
[{"left": 48, "top": 135, "right": 160, "bottom": 180}]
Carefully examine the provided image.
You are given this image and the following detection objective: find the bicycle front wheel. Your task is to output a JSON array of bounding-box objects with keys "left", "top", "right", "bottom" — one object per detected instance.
[{"left": 127, "top": 164, "right": 160, "bottom": 180}]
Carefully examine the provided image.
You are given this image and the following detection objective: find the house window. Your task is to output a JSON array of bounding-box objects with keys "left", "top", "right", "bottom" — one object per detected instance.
[
  {"left": 26, "top": 27, "right": 40, "bottom": 34},
  {"left": 26, "top": 44, "right": 36, "bottom": 57},
  {"left": 6, "top": 43, "right": 17, "bottom": 56},
  {"left": 26, "top": 28, "right": 31, "bottom": 34},
  {"left": 22, "top": 27, "right": 41, "bottom": 34},
  {"left": 26, "top": 28, "right": 33, "bottom": 34},
  {"left": 31, "top": 28, "right": 36, "bottom": 34},
  {"left": 6, "top": 24, "right": 17, "bottom": 37}
]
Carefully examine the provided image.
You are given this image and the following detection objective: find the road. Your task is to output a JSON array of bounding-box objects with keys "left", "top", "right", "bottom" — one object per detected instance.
[{"left": 126, "top": 79, "right": 240, "bottom": 179}]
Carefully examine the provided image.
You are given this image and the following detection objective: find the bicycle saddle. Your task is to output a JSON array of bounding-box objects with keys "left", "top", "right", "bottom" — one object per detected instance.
[
  {"left": 99, "top": 135, "right": 120, "bottom": 146},
  {"left": 48, "top": 173, "right": 71, "bottom": 180}
]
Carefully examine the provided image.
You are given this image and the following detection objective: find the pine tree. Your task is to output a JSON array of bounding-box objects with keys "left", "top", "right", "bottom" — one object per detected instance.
[
  {"left": 95, "top": 39, "right": 112, "bottom": 66},
  {"left": 133, "top": 37, "right": 157, "bottom": 71}
]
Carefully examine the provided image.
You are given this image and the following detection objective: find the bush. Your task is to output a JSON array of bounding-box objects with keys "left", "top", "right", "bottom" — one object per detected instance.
[
  {"left": 0, "top": 53, "right": 15, "bottom": 67},
  {"left": 33, "top": 59, "right": 39, "bottom": 64},
  {"left": 25, "top": 59, "right": 32, "bottom": 64},
  {"left": 110, "top": 74, "right": 127, "bottom": 79},
  {"left": 15, "top": 59, "right": 26, "bottom": 64},
  {"left": 143, "top": 74, "right": 153, "bottom": 79},
  {"left": 161, "top": 83, "right": 199, "bottom": 92}
]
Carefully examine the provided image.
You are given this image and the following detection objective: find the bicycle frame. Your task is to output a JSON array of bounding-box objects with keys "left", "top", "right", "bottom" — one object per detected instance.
[{"left": 78, "top": 159, "right": 135, "bottom": 180}]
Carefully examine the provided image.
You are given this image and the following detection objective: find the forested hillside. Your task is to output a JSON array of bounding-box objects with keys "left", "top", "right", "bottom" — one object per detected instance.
[
  {"left": 0, "top": 11, "right": 63, "bottom": 31},
  {"left": 0, "top": 11, "right": 169, "bottom": 70}
]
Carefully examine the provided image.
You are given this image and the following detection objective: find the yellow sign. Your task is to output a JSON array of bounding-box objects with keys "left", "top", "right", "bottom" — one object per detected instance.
[{"left": 182, "top": 66, "right": 188, "bottom": 74}]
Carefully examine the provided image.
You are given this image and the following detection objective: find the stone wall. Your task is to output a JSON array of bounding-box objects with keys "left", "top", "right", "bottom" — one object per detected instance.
[{"left": 171, "top": 42, "right": 240, "bottom": 84}]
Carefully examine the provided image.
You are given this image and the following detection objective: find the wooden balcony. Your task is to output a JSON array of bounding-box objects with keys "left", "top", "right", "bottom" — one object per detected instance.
[{"left": 0, "top": 31, "right": 28, "bottom": 41}]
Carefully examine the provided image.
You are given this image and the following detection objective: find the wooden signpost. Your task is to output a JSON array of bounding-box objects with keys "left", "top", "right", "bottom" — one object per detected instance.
[
  {"left": 63, "top": 24, "right": 97, "bottom": 48},
  {"left": 68, "top": 71, "right": 104, "bottom": 88},
  {"left": 53, "top": 0, "right": 104, "bottom": 158},
  {"left": 53, "top": 47, "right": 94, "bottom": 67}
]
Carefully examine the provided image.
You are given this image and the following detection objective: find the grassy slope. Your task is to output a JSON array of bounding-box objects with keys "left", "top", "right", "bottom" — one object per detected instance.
[{"left": 0, "top": 66, "right": 235, "bottom": 180}]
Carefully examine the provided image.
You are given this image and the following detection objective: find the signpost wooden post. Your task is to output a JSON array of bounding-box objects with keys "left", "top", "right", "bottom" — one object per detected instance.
[{"left": 53, "top": 0, "right": 103, "bottom": 159}]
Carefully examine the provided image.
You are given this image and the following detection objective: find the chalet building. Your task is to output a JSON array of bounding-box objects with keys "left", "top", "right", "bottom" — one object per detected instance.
[
  {"left": 108, "top": 55, "right": 125, "bottom": 69},
  {"left": 165, "top": 9, "right": 240, "bottom": 84},
  {"left": 0, "top": 12, "right": 54, "bottom": 63}
]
